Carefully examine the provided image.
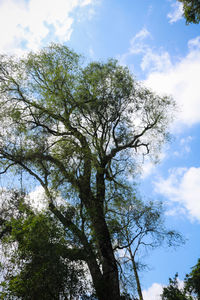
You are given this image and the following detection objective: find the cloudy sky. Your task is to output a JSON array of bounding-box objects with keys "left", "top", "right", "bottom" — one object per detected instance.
[{"left": 0, "top": 0, "right": 200, "bottom": 298}]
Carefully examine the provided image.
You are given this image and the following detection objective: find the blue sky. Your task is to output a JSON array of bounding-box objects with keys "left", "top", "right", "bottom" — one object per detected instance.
[{"left": 0, "top": 0, "right": 200, "bottom": 298}]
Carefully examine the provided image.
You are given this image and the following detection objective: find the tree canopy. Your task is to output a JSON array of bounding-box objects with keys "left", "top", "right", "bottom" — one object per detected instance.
[
  {"left": 0, "top": 191, "right": 89, "bottom": 300},
  {"left": 185, "top": 259, "right": 200, "bottom": 299},
  {"left": 178, "top": 0, "right": 200, "bottom": 24},
  {"left": 0, "top": 44, "right": 176, "bottom": 300},
  {"left": 161, "top": 273, "right": 193, "bottom": 300},
  {"left": 161, "top": 259, "right": 200, "bottom": 300}
]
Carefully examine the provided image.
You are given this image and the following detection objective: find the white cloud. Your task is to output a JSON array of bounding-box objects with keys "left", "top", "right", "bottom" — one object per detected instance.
[
  {"left": 188, "top": 36, "right": 200, "bottom": 50},
  {"left": 0, "top": 0, "right": 95, "bottom": 54},
  {"left": 143, "top": 283, "right": 163, "bottom": 300},
  {"left": 119, "top": 28, "right": 172, "bottom": 74},
  {"left": 179, "top": 135, "right": 193, "bottom": 153},
  {"left": 173, "top": 136, "right": 193, "bottom": 156},
  {"left": 141, "top": 160, "right": 156, "bottom": 178},
  {"left": 154, "top": 167, "right": 200, "bottom": 222},
  {"left": 167, "top": 1, "right": 183, "bottom": 24},
  {"left": 28, "top": 185, "right": 70, "bottom": 211},
  {"left": 119, "top": 28, "right": 151, "bottom": 65},
  {"left": 29, "top": 185, "right": 48, "bottom": 210},
  {"left": 140, "top": 151, "right": 166, "bottom": 179},
  {"left": 180, "top": 135, "right": 193, "bottom": 146},
  {"left": 141, "top": 50, "right": 172, "bottom": 73},
  {"left": 144, "top": 36, "right": 200, "bottom": 128},
  {"left": 120, "top": 29, "right": 200, "bottom": 128},
  {"left": 130, "top": 28, "right": 151, "bottom": 53}
]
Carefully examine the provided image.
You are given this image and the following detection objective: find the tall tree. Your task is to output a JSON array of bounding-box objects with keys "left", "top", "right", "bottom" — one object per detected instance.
[
  {"left": 178, "top": 0, "right": 200, "bottom": 24},
  {"left": 0, "top": 44, "right": 175, "bottom": 300}
]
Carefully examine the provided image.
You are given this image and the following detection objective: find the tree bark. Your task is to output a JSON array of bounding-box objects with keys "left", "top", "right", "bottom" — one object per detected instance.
[
  {"left": 76, "top": 164, "right": 121, "bottom": 300},
  {"left": 92, "top": 209, "right": 120, "bottom": 300}
]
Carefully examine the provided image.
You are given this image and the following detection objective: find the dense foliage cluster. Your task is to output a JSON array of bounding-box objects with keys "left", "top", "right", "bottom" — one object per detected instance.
[
  {"left": 0, "top": 192, "right": 90, "bottom": 299},
  {"left": 161, "top": 260, "right": 200, "bottom": 300}
]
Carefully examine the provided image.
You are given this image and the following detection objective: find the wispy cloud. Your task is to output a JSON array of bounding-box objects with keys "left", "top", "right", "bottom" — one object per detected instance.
[
  {"left": 140, "top": 150, "right": 166, "bottom": 179},
  {"left": 119, "top": 28, "right": 200, "bottom": 127},
  {"left": 119, "top": 28, "right": 151, "bottom": 64},
  {"left": 129, "top": 28, "right": 151, "bottom": 54},
  {"left": 144, "top": 35, "right": 200, "bottom": 128},
  {"left": 0, "top": 0, "right": 96, "bottom": 54},
  {"left": 154, "top": 167, "right": 200, "bottom": 222},
  {"left": 173, "top": 136, "right": 193, "bottom": 156},
  {"left": 119, "top": 28, "right": 172, "bottom": 74},
  {"left": 167, "top": 1, "right": 183, "bottom": 24}
]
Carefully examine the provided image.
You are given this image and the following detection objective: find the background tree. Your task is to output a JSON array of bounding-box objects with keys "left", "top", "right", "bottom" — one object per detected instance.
[
  {"left": 161, "top": 259, "right": 200, "bottom": 300},
  {"left": 161, "top": 273, "right": 193, "bottom": 300},
  {"left": 0, "top": 44, "right": 175, "bottom": 299},
  {"left": 178, "top": 0, "right": 200, "bottom": 24},
  {"left": 185, "top": 259, "right": 200, "bottom": 299},
  {"left": 0, "top": 191, "right": 90, "bottom": 300}
]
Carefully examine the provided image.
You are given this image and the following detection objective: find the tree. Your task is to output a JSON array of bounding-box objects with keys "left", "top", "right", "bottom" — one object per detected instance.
[
  {"left": 161, "top": 259, "right": 200, "bottom": 300},
  {"left": 161, "top": 273, "right": 193, "bottom": 300},
  {"left": 178, "top": 0, "right": 200, "bottom": 24},
  {"left": 0, "top": 44, "right": 175, "bottom": 299},
  {"left": 0, "top": 191, "right": 90, "bottom": 299},
  {"left": 185, "top": 259, "right": 200, "bottom": 299}
]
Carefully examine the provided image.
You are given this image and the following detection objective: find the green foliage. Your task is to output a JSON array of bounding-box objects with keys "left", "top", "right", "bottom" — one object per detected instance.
[
  {"left": 0, "top": 195, "right": 88, "bottom": 300},
  {"left": 178, "top": 0, "right": 200, "bottom": 24},
  {"left": 161, "top": 273, "right": 192, "bottom": 300},
  {"left": 161, "top": 259, "right": 200, "bottom": 300},
  {"left": 185, "top": 259, "right": 200, "bottom": 298}
]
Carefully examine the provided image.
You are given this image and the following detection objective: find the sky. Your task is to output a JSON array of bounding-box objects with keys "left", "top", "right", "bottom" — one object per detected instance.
[{"left": 0, "top": 0, "right": 200, "bottom": 298}]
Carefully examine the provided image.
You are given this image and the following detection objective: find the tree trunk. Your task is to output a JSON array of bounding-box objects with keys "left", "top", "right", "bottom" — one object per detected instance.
[
  {"left": 80, "top": 169, "right": 121, "bottom": 299},
  {"left": 89, "top": 202, "right": 121, "bottom": 300},
  {"left": 86, "top": 251, "right": 106, "bottom": 300}
]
